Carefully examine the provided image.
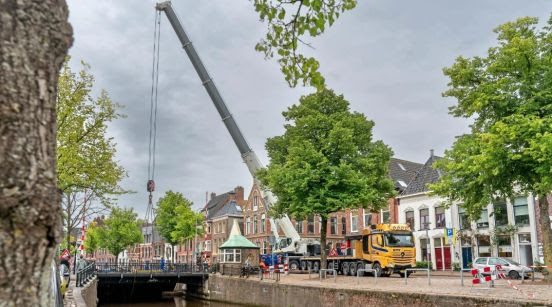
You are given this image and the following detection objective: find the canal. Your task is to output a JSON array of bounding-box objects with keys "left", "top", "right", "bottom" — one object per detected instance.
[{"left": 103, "top": 297, "right": 247, "bottom": 307}]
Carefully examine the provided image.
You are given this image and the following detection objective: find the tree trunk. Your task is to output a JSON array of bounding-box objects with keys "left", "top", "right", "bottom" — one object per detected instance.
[
  {"left": 538, "top": 195, "right": 552, "bottom": 279},
  {"left": 320, "top": 215, "right": 328, "bottom": 270},
  {"left": 0, "top": 1, "right": 72, "bottom": 306}
]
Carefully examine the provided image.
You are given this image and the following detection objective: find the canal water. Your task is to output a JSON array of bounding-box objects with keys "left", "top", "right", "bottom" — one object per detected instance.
[{"left": 103, "top": 297, "right": 245, "bottom": 307}]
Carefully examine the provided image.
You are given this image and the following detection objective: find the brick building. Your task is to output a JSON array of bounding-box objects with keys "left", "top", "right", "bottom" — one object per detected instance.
[{"left": 242, "top": 157, "right": 422, "bottom": 254}]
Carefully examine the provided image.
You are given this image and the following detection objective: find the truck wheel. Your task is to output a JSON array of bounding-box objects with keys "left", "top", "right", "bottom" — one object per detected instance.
[
  {"left": 289, "top": 260, "right": 300, "bottom": 272},
  {"left": 300, "top": 261, "right": 307, "bottom": 271},
  {"left": 313, "top": 261, "right": 320, "bottom": 272},
  {"left": 349, "top": 262, "right": 357, "bottom": 276},
  {"left": 372, "top": 263, "right": 382, "bottom": 277},
  {"left": 342, "top": 262, "right": 350, "bottom": 276},
  {"left": 307, "top": 261, "right": 312, "bottom": 271},
  {"left": 357, "top": 263, "right": 365, "bottom": 276}
]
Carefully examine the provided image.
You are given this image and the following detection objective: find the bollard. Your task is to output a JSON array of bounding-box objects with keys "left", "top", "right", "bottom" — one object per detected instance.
[
  {"left": 356, "top": 269, "right": 377, "bottom": 284},
  {"left": 319, "top": 269, "right": 337, "bottom": 283}
]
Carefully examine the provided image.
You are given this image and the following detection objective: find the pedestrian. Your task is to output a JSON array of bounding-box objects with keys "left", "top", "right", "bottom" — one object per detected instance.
[
  {"left": 76, "top": 254, "right": 86, "bottom": 272},
  {"left": 160, "top": 257, "right": 165, "bottom": 271}
]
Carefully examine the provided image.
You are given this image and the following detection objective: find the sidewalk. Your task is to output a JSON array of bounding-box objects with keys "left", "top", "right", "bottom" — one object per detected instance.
[{"left": 253, "top": 272, "right": 552, "bottom": 306}]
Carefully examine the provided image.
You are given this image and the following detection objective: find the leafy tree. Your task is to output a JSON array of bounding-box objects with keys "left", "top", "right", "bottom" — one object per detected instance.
[
  {"left": 96, "top": 207, "right": 143, "bottom": 263},
  {"left": 156, "top": 191, "right": 204, "bottom": 247},
  {"left": 431, "top": 16, "right": 552, "bottom": 274},
  {"left": 258, "top": 89, "right": 395, "bottom": 269},
  {"left": 57, "top": 59, "right": 127, "bottom": 249},
  {"left": 83, "top": 221, "right": 101, "bottom": 255},
  {"left": 253, "top": 0, "right": 357, "bottom": 89}
]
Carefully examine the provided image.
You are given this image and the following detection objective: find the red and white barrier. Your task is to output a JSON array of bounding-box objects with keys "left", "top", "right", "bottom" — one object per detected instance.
[
  {"left": 495, "top": 265, "right": 535, "bottom": 299},
  {"left": 471, "top": 266, "right": 492, "bottom": 285}
]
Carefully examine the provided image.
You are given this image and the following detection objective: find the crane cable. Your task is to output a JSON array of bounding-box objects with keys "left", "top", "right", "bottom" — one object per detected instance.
[{"left": 146, "top": 10, "right": 162, "bottom": 224}]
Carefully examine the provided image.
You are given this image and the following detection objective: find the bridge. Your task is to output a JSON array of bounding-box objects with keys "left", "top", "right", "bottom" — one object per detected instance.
[{"left": 78, "top": 262, "right": 210, "bottom": 304}]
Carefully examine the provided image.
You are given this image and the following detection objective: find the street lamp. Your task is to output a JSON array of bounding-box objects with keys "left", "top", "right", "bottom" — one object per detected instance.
[{"left": 423, "top": 222, "right": 431, "bottom": 271}]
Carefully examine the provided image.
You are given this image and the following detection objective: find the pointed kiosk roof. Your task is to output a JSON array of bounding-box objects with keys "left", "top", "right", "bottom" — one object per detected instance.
[{"left": 219, "top": 220, "right": 259, "bottom": 250}]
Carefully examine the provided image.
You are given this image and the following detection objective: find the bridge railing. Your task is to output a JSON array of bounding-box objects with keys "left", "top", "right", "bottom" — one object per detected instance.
[
  {"left": 94, "top": 262, "right": 210, "bottom": 274},
  {"left": 76, "top": 262, "right": 96, "bottom": 287}
]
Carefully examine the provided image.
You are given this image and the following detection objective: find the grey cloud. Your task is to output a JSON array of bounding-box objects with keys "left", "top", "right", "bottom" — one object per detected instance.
[{"left": 66, "top": 0, "right": 551, "bottom": 216}]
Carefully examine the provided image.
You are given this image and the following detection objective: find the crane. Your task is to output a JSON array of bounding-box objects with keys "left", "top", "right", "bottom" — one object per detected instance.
[{"left": 155, "top": 1, "right": 319, "bottom": 256}]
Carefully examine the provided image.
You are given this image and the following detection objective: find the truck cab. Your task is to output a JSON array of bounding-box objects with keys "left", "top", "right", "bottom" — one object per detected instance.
[{"left": 354, "top": 224, "right": 416, "bottom": 276}]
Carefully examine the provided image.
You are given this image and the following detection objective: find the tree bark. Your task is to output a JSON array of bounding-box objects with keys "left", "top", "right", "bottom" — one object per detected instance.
[
  {"left": 538, "top": 195, "right": 552, "bottom": 279},
  {"left": 0, "top": 1, "right": 72, "bottom": 306},
  {"left": 320, "top": 215, "right": 328, "bottom": 270}
]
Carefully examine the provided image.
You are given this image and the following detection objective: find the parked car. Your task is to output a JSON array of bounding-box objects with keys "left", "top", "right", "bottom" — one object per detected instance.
[{"left": 472, "top": 257, "right": 532, "bottom": 279}]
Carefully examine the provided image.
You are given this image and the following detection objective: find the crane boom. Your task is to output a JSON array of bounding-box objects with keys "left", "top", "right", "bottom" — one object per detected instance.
[{"left": 155, "top": 1, "right": 302, "bottom": 248}]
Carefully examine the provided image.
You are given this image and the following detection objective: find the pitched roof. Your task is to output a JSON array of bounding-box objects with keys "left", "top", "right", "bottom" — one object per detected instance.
[
  {"left": 220, "top": 220, "right": 259, "bottom": 249},
  {"left": 212, "top": 200, "right": 242, "bottom": 219},
  {"left": 202, "top": 192, "right": 231, "bottom": 220},
  {"left": 388, "top": 158, "right": 423, "bottom": 192},
  {"left": 400, "top": 154, "right": 442, "bottom": 196}
]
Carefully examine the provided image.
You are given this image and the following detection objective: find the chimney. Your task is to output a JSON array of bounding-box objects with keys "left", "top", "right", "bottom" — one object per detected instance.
[
  {"left": 210, "top": 192, "right": 216, "bottom": 200},
  {"left": 430, "top": 149, "right": 434, "bottom": 157},
  {"left": 234, "top": 186, "right": 244, "bottom": 202}
]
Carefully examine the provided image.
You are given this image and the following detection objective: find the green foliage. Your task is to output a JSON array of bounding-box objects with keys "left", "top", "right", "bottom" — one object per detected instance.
[
  {"left": 452, "top": 262, "right": 461, "bottom": 271},
  {"left": 258, "top": 89, "right": 395, "bottom": 220},
  {"left": 416, "top": 261, "right": 433, "bottom": 269},
  {"left": 156, "top": 191, "right": 204, "bottom": 245},
  {"left": 253, "top": 0, "right": 357, "bottom": 89},
  {"left": 96, "top": 207, "right": 143, "bottom": 258},
  {"left": 431, "top": 15, "right": 552, "bottom": 268},
  {"left": 57, "top": 59, "right": 127, "bottom": 201},
  {"left": 84, "top": 221, "right": 101, "bottom": 254}
]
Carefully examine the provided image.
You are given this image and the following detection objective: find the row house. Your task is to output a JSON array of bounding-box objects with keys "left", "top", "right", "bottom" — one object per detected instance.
[
  {"left": 398, "top": 150, "right": 542, "bottom": 270},
  {"left": 242, "top": 157, "right": 423, "bottom": 253}
]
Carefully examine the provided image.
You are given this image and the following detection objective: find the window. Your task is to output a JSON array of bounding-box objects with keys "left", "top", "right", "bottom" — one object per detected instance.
[
  {"left": 420, "top": 239, "right": 429, "bottom": 261},
  {"left": 307, "top": 215, "right": 315, "bottom": 234},
  {"left": 253, "top": 193, "right": 259, "bottom": 211},
  {"left": 458, "top": 206, "right": 469, "bottom": 230},
  {"left": 341, "top": 217, "right": 346, "bottom": 235},
  {"left": 381, "top": 210, "right": 390, "bottom": 223},
  {"left": 477, "top": 235, "right": 491, "bottom": 257},
  {"left": 477, "top": 208, "right": 489, "bottom": 228},
  {"left": 497, "top": 235, "right": 512, "bottom": 258},
  {"left": 405, "top": 211, "right": 415, "bottom": 230},
  {"left": 351, "top": 213, "right": 358, "bottom": 232},
  {"left": 205, "top": 240, "right": 211, "bottom": 252},
  {"left": 261, "top": 214, "right": 266, "bottom": 233},
  {"left": 494, "top": 200, "right": 508, "bottom": 227},
  {"left": 253, "top": 215, "right": 258, "bottom": 234},
  {"left": 221, "top": 249, "right": 241, "bottom": 263},
  {"left": 435, "top": 207, "right": 445, "bottom": 228},
  {"left": 475, "top": 258, "right": 488, "bottom": 265},
  {"left": 363, "top": 210, "right": 372, "bottom": 228},
  {"left": 330, "top": 217, "right": 337, "bottom": 235},
  {"left": 514, "top": 197, "right": 529, "bottom": 226},
  {"left": 295, "top": 220, "right": 303, "bottom": 234},
  {"left": 263, "top": 241, "right": 269, "bottom": 254},
  {"left": 420, "top": 208, "right": 429, "bottom": 229},
  {"left": 245, "top": 217, "right": 251, "bottom": 235}
]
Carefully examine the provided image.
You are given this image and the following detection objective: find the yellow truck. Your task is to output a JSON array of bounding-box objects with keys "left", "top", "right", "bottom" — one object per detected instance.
[{"left": 290, "top": 224, "right": 416, "bottom": 277}]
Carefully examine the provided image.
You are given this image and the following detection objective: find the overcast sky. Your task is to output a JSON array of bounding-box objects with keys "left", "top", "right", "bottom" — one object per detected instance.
[{"left": 66, "top": 0, "right": 551, "bottom": 216}]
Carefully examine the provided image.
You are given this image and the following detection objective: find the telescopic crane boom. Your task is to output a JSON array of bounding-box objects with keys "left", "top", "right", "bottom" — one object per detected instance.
[{"left": 155, "top": 1, "right": 316, "bottom": 254}]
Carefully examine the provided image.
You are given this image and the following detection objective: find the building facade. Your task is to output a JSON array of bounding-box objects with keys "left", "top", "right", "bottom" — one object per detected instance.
[{"left": 398, "top": 151, "right": 541, "bottom": 270}]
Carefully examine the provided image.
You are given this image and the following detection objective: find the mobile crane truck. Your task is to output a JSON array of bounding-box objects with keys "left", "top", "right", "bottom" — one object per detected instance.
[{"left": 289, "top": 223, "right": 416, "bottom": 277}]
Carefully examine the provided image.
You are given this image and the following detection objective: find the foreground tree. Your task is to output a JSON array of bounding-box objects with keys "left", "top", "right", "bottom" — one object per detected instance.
[
  {"left": 253, "top": 0, "right": 357, "bottom": 89},
  {"left": 96, "top": 207, "right": 143, "bottom": 263},
  {"left": 431, "top": 16, "right": 552, "bottom": 275},
  {"left": 0, "top": 1, "right": 72, "bottom": 305},
  {"left": 57, "top": 60, "right": 127, "bottom": 250},
  {"left": 258, "top": 89, "right": 395, "bottom": 270},
  {"left": 156, "top": 191, "right": 204, "bottom": 252}
]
